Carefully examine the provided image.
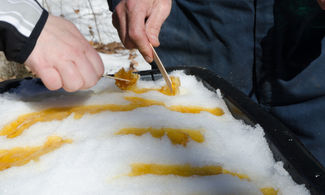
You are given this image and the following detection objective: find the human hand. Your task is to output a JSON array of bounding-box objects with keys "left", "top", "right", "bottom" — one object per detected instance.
[
  {"left": 318, "top": 0, "right": 325, "bottom": 9},
  {"left": 25, "top": 15, "right": 104, "bottom": 92},
  {"left": 112, "top": 0, "right": 172, "bottom": 63}
]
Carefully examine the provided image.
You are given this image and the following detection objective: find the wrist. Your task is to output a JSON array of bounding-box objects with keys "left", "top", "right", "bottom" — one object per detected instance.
[{"left": 19, "top": 10, "right": 49, "bottom": 64}]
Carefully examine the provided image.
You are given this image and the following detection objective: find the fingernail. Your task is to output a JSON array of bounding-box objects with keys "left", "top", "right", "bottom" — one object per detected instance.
[{"left": 145, "top": 56, "right": 152, "bottom": 63}]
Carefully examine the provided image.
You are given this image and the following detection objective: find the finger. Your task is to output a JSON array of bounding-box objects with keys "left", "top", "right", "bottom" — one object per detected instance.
[
  {"left": 84, "top": 43, "right": 104, "bottom": 77},
  {"left": 75, "top": 51, "right": 99, "bottom": 89},
  {"left": 37, "top": 66, "right": 62, "bottom": 91},
  {"left": 56, "top": 61, "right": 84, "bottom": 92},
  {"left": 126, "top": 3, "right": 153, "bottom": 62},
  {"left": 114, "top": 4, "right": 127, "bottom": 46},
  {"left": 145, "top": 3, "right": 171, "bottom": 47},
  {"left": 59, "top": 28, "right": 103, "bottom": 79},
  {"left": 124, "top": 34, "right": 136, "bottom": 49}
]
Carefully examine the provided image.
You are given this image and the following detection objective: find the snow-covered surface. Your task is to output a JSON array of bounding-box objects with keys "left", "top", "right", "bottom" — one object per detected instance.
[
  {"left": 99, "top": 50, "right": 152, "bottom": 74},
  {"left": 0, "top": 71, "right": 309, "bottom": 194},
  {"left": 37, "top": 0, "right": 151, "bottom": 74},
  {"left": 38, "top": 0, "right": 118, "bottom": 43}
]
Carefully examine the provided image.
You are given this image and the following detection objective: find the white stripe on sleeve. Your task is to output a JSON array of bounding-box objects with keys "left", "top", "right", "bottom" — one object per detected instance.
[{"left": 0, "top": 15, "right": 30, "bottom": 36}]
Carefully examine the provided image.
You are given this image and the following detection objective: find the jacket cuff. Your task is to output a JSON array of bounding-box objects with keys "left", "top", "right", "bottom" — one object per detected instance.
[{"left": 16, "top": 10, "right": 49, "bottom": 64}]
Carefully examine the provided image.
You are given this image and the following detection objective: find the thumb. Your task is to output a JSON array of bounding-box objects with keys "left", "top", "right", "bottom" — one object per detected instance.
[{"left": 145, "top": 1, "right": 172, "bottom": 47}]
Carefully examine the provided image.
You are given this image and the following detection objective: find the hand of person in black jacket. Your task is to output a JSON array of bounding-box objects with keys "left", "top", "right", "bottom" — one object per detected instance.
[
  {"left": 112, "top": 0, "right": 172, "bottom": 63},
  {"left": 25, "top": 15, "right": 104, "bottom": 92}
]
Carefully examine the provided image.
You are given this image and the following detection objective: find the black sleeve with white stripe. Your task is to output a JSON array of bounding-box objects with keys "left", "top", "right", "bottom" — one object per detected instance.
[{"left": 0, "top": 0, "right": 48, "bottom": 64}]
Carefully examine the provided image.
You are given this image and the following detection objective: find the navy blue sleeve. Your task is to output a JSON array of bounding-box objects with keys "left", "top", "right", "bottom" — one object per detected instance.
[{"left": 108, "top": 0, "right": 121, "bottom": 12}]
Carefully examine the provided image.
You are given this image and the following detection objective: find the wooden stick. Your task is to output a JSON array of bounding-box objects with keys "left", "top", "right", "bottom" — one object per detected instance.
[
  {"left": 150, "top": 44, "right": 173, "bottom": 93},
  {"left": 102, "top": 75, "right": 130, "bottom": 82}
]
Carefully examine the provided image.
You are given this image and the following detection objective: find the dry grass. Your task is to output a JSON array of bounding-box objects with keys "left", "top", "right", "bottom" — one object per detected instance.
[
  {"left": 0, "top": 52, "right": 33, "bottom": 81},
  {"left": 90, "top": 41, "right": 126, "bottom": 54}
]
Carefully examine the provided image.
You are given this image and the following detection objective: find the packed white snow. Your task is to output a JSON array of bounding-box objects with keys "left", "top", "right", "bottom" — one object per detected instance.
[{"left": 0, "top": 71, "right": 309, "bottom": 195}]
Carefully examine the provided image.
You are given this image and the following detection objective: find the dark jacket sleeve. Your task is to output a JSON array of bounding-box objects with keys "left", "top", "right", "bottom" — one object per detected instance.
[
  {"left": 108, "top": 0, "right": 121, "bottom": 12},
  {"left": 0, "top": 0, "right": 48, "bottom": 64}
]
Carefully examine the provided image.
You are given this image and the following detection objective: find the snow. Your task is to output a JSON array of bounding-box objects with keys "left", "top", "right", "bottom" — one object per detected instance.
[{"left": 0, "top": 71, "right": 309, "bottom": 195}]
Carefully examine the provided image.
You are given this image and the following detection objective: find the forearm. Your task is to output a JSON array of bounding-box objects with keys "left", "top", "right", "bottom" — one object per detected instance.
[{"left": 0, "top": 0, "right": 48, "bottom": 63}]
